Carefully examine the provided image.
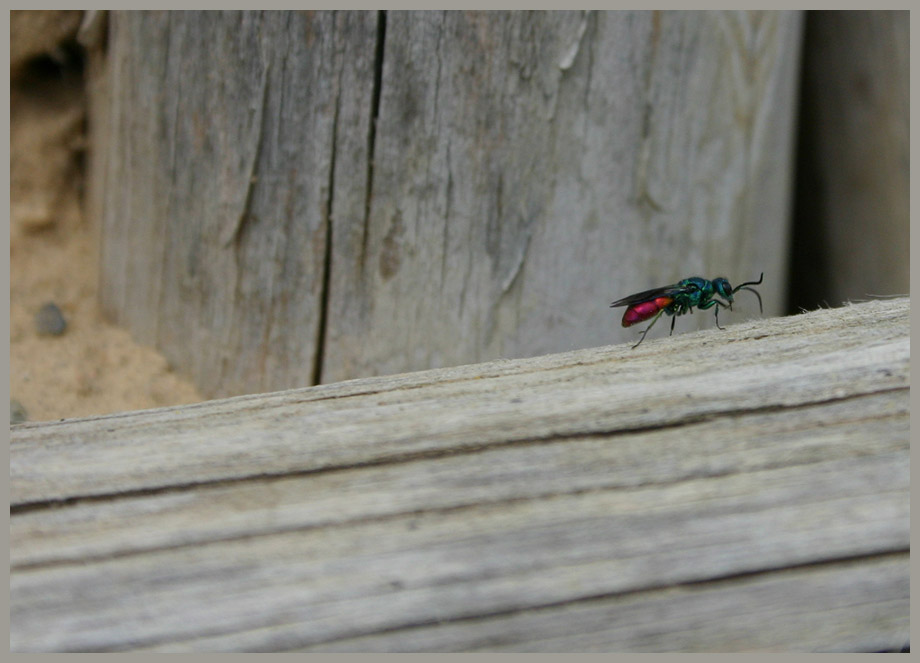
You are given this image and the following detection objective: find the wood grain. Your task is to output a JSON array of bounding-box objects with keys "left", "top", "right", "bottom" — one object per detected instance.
[
  {"left": 10, "top": 298, "right": 909, "bottom": 651},
  {"left": 98, "top": 11, "right": 380, "bottom": 396},
  {"left": 96, "top": 11, "right": 802, "bottom": 397}
]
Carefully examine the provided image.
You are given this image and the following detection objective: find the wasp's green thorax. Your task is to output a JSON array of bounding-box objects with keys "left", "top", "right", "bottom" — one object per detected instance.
[{"left": 676, "top": 276, "right": 727, "bottom": 309}]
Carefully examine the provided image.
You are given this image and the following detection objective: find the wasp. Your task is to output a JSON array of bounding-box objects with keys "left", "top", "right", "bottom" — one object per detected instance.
[{"left": 610, "top": 273, "right": 764, "bottom": 348}]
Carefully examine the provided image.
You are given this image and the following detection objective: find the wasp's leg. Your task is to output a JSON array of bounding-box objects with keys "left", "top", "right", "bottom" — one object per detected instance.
[
  {"left": 632, "top": 309, "right": 665, "bottom": 349},
  {"left": 698, "top": 299, "right": 727, "bottom": 330},
  {"left": 669, "top": 314, "right": 678, "bottom": 336},
  {"left": 713, "top": 303, "right": 725, "bottom": 330}
]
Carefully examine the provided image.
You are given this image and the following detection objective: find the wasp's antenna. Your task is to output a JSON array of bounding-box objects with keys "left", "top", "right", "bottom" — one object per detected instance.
[
  {"left": 734, "top": 272, "right": 764, "bottom": 290},
  {"left": 733, "top": 272, "right": 764, "bottom": 314}
]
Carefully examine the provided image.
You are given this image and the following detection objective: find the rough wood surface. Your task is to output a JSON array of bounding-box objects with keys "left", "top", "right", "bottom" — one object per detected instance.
[
  {"left": 10, "top": 298, "right": 909, "bottom": 652},
  {"left": 96, "top": 11, "right": 802, "bottom": 397}
]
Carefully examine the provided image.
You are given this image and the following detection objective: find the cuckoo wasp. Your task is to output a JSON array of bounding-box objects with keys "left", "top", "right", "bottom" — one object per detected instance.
[{"left": 611, "top": 273, "right": 764, "bottom": 348}]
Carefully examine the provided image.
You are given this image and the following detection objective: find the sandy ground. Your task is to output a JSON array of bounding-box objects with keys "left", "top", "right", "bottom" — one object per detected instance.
[
  {"left": 10, "top": 39, "right": 204, "bottom": 424},
  {"left": 10, "top": 214, "right": 205, "bottom": 424}
]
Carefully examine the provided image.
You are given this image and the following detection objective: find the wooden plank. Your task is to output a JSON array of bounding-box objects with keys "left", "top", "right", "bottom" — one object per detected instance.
[
  {"left": 98, "top": 11, "right": 380, "bottom": 397},
  {"left": 12, "top": 456, "right": 908, "bottom": 652},
  {"left": 301, "top": 555, "right": 909, "bottom": 653},
  {"left": 10, "top": 389, "right": 908, "bottom": 569},
  {"left": 10, "top": 298, "right": 908, "bottom": 505},
  {"left": 309, "top": 9, "right": 804, "bottom": 382},
  {"left": 96, "top": 11, "right": 802, "bottom": 396},
  {"left": 10, "top": 298, "right": 909, "bottom": 651}
]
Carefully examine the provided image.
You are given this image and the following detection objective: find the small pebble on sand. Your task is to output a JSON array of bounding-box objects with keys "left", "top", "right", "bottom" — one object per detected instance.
[{"left": 35, "top": 302, "right": 67, "bottom": 336}]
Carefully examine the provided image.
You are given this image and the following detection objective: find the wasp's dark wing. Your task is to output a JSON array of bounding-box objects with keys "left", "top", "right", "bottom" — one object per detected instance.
[{"left": 609, "top": 283, "right": 694, "bottom": 308}]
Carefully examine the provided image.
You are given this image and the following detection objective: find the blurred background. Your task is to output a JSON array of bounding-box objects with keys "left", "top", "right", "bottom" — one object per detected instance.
[
  {"left": 9, "top": 10, "right": 909, "bottom": 422},
  {"left": 788, "top": 12, "right": 908, "bottom": 312}
]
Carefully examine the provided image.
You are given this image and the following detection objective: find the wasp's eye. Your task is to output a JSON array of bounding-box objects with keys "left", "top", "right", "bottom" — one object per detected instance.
[{"left": 712, "top": 279, "right": 734, "bottom": 299}]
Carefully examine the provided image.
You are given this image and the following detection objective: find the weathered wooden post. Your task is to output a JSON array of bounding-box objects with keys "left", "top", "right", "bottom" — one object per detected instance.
[{"left": 94, "top": 11, "right": 802, "bottom": 398}]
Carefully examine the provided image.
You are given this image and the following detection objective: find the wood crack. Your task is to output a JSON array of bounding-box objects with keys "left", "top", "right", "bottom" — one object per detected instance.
[
  {"left": 360, "top": 10, "right": 387, "bottom": 273},
  {"left": 10, "top": 385, "right": 906, "bottom": 517},
  {"left": 289, "top": 551, "right": 909, "bottom": 651},
  {"left": 11, "top": 450, "right": 907, "bottom": 572},
  {"left": 311, "top": 46, "right": 341, "bottom": 386}
]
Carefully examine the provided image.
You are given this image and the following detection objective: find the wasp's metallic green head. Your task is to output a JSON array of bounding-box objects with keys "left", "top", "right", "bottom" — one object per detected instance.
[{"left": 712, "top": 277, "right": 734, "bottom": 302}]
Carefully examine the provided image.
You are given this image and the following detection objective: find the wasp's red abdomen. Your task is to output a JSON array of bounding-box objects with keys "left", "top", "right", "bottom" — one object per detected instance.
[{"left": 621, "top": 296, "right": 673, "bottom": 327}]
